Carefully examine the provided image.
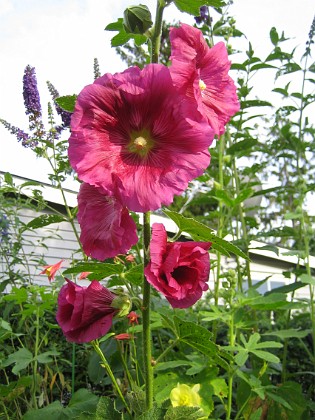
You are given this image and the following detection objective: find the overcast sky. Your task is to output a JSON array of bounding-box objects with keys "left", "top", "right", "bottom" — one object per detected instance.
[{"left": 0, "top": 0, "right": 314, "bottom": 186}]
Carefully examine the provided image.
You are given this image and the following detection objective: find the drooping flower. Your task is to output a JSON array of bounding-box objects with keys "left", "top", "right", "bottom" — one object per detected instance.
[
  {"left": 40, "top": 260, "right": 63, "bottom": 282},
  {"left": 114, "top": 333, "right": 134, "bottom": 340},
  {"left": 69, "top": 64, "right": 214, "bottom": 212},
  {"left": 0, "top": 119, "right": 37, "bottom": 148},
  {"left": 78, "top": 271, "right": 91, "bottom": 280},
  {"left": 144, "top": 224, "right": 211, "bottom": 308},
  {"left": 56, "top": 278, "right": 131, "bottom": 343},
  {"left": 170, "top": 24, "right": 240, "bottom": 136},
  {"left": 170, "top": 383, "right": 201, "bottom": 408},
  {"left": 127, "top": 311, "right": 139, "bottom": 325},
  {"left": 77, "top": 182, "right": 138, "bottom": 260}
]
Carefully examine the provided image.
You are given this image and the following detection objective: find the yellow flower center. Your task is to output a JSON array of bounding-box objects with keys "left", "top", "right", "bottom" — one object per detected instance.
[
  {"left": 199, "top": 79, "right": 207, "bottom": 91},
  {"left": 128, "top": 130, "right": 154, "bottom": 157}
]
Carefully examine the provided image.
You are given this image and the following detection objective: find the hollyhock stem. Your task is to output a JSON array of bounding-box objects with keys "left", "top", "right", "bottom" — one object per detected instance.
[
  {"left": 92, "top": 340, "right": 132, "bottom": 416},
  {"left": 150, "top": 0, "right": 165, "bottom": 64},
  {"left": 142, "top": 211, "right": 153, "bottom": 409}
]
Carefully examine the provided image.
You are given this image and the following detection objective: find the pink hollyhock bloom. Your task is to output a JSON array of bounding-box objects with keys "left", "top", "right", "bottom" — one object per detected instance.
[
  {"left": 170, "top": 23, "right": 240, "bottom": 136},
  {"left": 56, "top": 279, "right": 130, "bottom": 343},
  {"left": 144, "top": 223, "right": 211, "bottom": 308},
  {"left": 69, "top": 64, "right": 214, "bottom": 212},
  {"left": 40, "top": 260, "right": 63, "bottom": 282},
  {"left": 77, "top": 182, "right": 138, "bottom": 260}
]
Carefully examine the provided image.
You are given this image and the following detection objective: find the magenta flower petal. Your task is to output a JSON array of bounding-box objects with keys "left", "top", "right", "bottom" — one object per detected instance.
[
  {"left": 69, "top": 64, "right": 214, "bottom": 212},
  {"left": 56, "top": 279, "right": 118, "bottom": 343},
  {"left": 77, "top": 182, "right": 138, "bottom": 260},
  {"left": 170, "top": 23, "right": 240, "bottom": 136},
  {"left": 144, "top": 223, "right": 211, "bottom": 308}
]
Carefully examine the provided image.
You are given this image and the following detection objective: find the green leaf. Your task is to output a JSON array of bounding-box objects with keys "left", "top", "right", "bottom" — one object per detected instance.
[
  {"left": 249, "top": 245, "right": 279, "bottom": 256},
  {"left": 105, "top": 18, "right": 124, "bottom": 31},
  {"left": 174, "top": 0, "right": 223, "bottom": 16},
  {"left": 173, "top": 316, "right": 232, "bottom": 371},
  {"left": 266, "top": 391, "right": 292, "bottom": 410},
  {"left": 55, "top": 95, "right": 77, "bottom": 112},
  {"left": 62, "top": 262, "right": 124, "bottom": 276},
  {"left": 250, "top": 63, "right": 276, "bottom": 71},
  {"left": 137, "top": 404, "right": 165, "bottom": 420},
  {"left": 1, "top": 348, "right": 33, "bottom": 374},
  {"left": 155, "top": 360, "right": 191, "bottom": 372},
  {"left": 95, "top": 396, "right": 122, "bottom": 420},
  {"left": 265, "top": 281, "right": 306, "bottom": 295},
  {"left": 23, "top": 389, "right": 99, "bottom": 419},
  {"left": 241, "top": 100, "right": 273, "bottom": 109},
  {"left": 263, "top": 329, "right": 310, "bottom": 339},
  {"left": 273, "top": 87, "right": 289, "bottom": 96},
  {"left": 4, "top": 172, "right": 13, "bottom": 185},
  {"left": 124, "top": 264, "right": 144, "bottom": 286},
  {"left": 241, "top": 293, "right": 289, "bottom": 310},
  {"left": 250, "top": 350, "right": 280, "bottom": 363},
  {"left": 163, "top": 209, "right": 249, "bottom": 260},
  {"left": 227, "top": 138, "right": 258, "bottom": 155},
  {"left": 165, "top": 406, "right": 204, "bottom": 420},
  {"left": 300, "top": 273, "right": 315, "bottom": 285},
  {"left": 270, "top": 27, "right": 279, "bottom": 45},
  {"left": 22, "top": 214, "right": 66, "bottom": 231},
  {"left": 209, "top": 378, "right": 228, "bottom": 398},
  {"left": 111, "top": 31, "right": 132, "bottom": 47},
  {"left": 36, "top": 350, "right": 60, "bottom": 364},
  {"left": 233, "top": 187, "right": 254, "bottom": 205},
  {"left": 235, "top": 349, "right": 249, "bottom": 367}
]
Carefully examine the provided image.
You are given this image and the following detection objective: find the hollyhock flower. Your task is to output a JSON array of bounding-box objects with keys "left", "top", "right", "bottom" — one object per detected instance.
[
  {"left": 127, "top": 311, "right": 139, "bottom": 325},
  {"left": 69, "top": 64, "right": 214, "bottom": 212},
  {"left": 144, "top": 224, "right": 211, "bottom": 308},
  {"left": 77, "top": 182, "right": 138, "bottom": 260},
  {"left": 40, "top": 260, "right": 63, "bottom": 282},
  {"left": 170, "top": 383, "right": 201, "bottom": 408},
  {"left": 170, "top": 24, "right": 240, "bottom": 136},
  {"left": 56, "top": 278, "right": 131, "bottom": 343}
]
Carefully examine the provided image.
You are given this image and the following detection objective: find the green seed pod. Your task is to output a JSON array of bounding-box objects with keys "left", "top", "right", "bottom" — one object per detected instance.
[
  {"left": 111, "top": 293, "right": 132, "bottom": 318},
  {"left": 123, "top": 4, "right": 153, "bottom": 35}
]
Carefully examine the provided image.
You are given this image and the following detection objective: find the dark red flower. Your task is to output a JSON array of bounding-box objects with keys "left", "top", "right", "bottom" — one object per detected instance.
[
  {"left": 56, "top": 279, "right": 131, "bottom": 343},
  {"left": 144, "top": 224, "right": 211, "bottom": 308}
]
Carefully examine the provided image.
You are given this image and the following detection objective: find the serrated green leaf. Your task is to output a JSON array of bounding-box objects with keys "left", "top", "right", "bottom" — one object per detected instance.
[
  {"left": 95, "top": 396, "right": 122, "bottom": 420},
  {"left": 163, "top": 209, "right": 249, "bottom": 260},
  {"left": 137, "top": 404, "right": 165, "bottom": 420},
  {"left": 35, "top": 350, "right": 60, "bottom": 364},
  {"left": 124, "top": 264, "right": 144, "bottom": 286},
  {"left": 250, "top": 245, "right": 279, "bottom": 256},
  {"left": 250, "top": 63, "right": 276, "bottom": 71},
  {"left": 55, "top": 94, "right": 77, "bottom": 112},
  {"left": 265, "top": 281, "right": 305, "bottom": 295},
  {"left": 22, "top": 214, "right": 66, "bottom": 232},
  {"left": 165, "top": 405, "right": 204, "bottom": 420},
  {"left": 173, "top": 316, "right": 232, "bottom": 370},
  {"left": 235, "top": 349, "right": 249, "bottom": 366},
  {"left": 1, "top": 348, "right": 33, "bottom": 374},
  {"left": 209, "top": 378, "right": 228, "bottom": 398},
  {"left": 154, "top": 360, "right": 191, "bottom": 372}
]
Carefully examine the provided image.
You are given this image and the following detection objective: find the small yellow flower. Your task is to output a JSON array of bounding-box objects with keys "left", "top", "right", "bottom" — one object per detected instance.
[{"left": 170, "top": 383, "right": 201, "bottom": 407}]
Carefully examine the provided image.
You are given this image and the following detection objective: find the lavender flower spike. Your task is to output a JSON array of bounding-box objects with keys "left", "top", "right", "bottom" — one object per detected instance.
[
  {"left": 23, "top": 65, "right": 42, "bottom": 116},
  {"left": 47, "top": 81, "right": 72, "bottom": 128}
]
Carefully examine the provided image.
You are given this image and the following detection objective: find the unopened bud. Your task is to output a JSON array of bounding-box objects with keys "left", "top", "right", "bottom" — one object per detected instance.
[
  {"left": 123, "top": 5, "right": 153, "bottom": 35},
  {"left": 111, "top": 293, "right": 132, "bottom": 317}
]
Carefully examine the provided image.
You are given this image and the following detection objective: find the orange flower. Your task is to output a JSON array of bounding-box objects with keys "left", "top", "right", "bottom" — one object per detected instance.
[
  {"left": 127, "top": 311, "right": 139, "bottom": 325},
  {"left": 78, "top": 272, "right": 91, "bottom": 280},
  {"left": 114, "top": 333, "right": 133, "bottom": 340},
  {"left": 40, "top": 260, "right": 63, "bottom": 282}
]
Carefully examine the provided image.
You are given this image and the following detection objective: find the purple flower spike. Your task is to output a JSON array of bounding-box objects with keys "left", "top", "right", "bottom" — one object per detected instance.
[
  {"left": 23, "top": 65, "right": 42, "bottom": 117},
  {"left": 194, "top": 6, "right": 209, "bottom": 25}
]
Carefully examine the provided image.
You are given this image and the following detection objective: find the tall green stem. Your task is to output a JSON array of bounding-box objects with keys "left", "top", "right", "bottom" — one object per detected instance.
[
  {"left": 150, "top": 0, "right": 165, "bottom": 64},
  {"left": 92, "top": 340, "right": 132, "bottom": 416},
  {"left": 32, "top": 306, "right": 40, "bottom": 409},
  {"left": 142, "top": 211, "right": 153, "bottom": 409}
]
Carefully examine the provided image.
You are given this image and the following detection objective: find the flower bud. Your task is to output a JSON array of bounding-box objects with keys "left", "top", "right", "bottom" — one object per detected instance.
[
  {"left": 111, "top": 293, "right": 132, "bottom": 317},
  {"left": 123, "top": 5, "right": 153, "bottom": 35}
]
